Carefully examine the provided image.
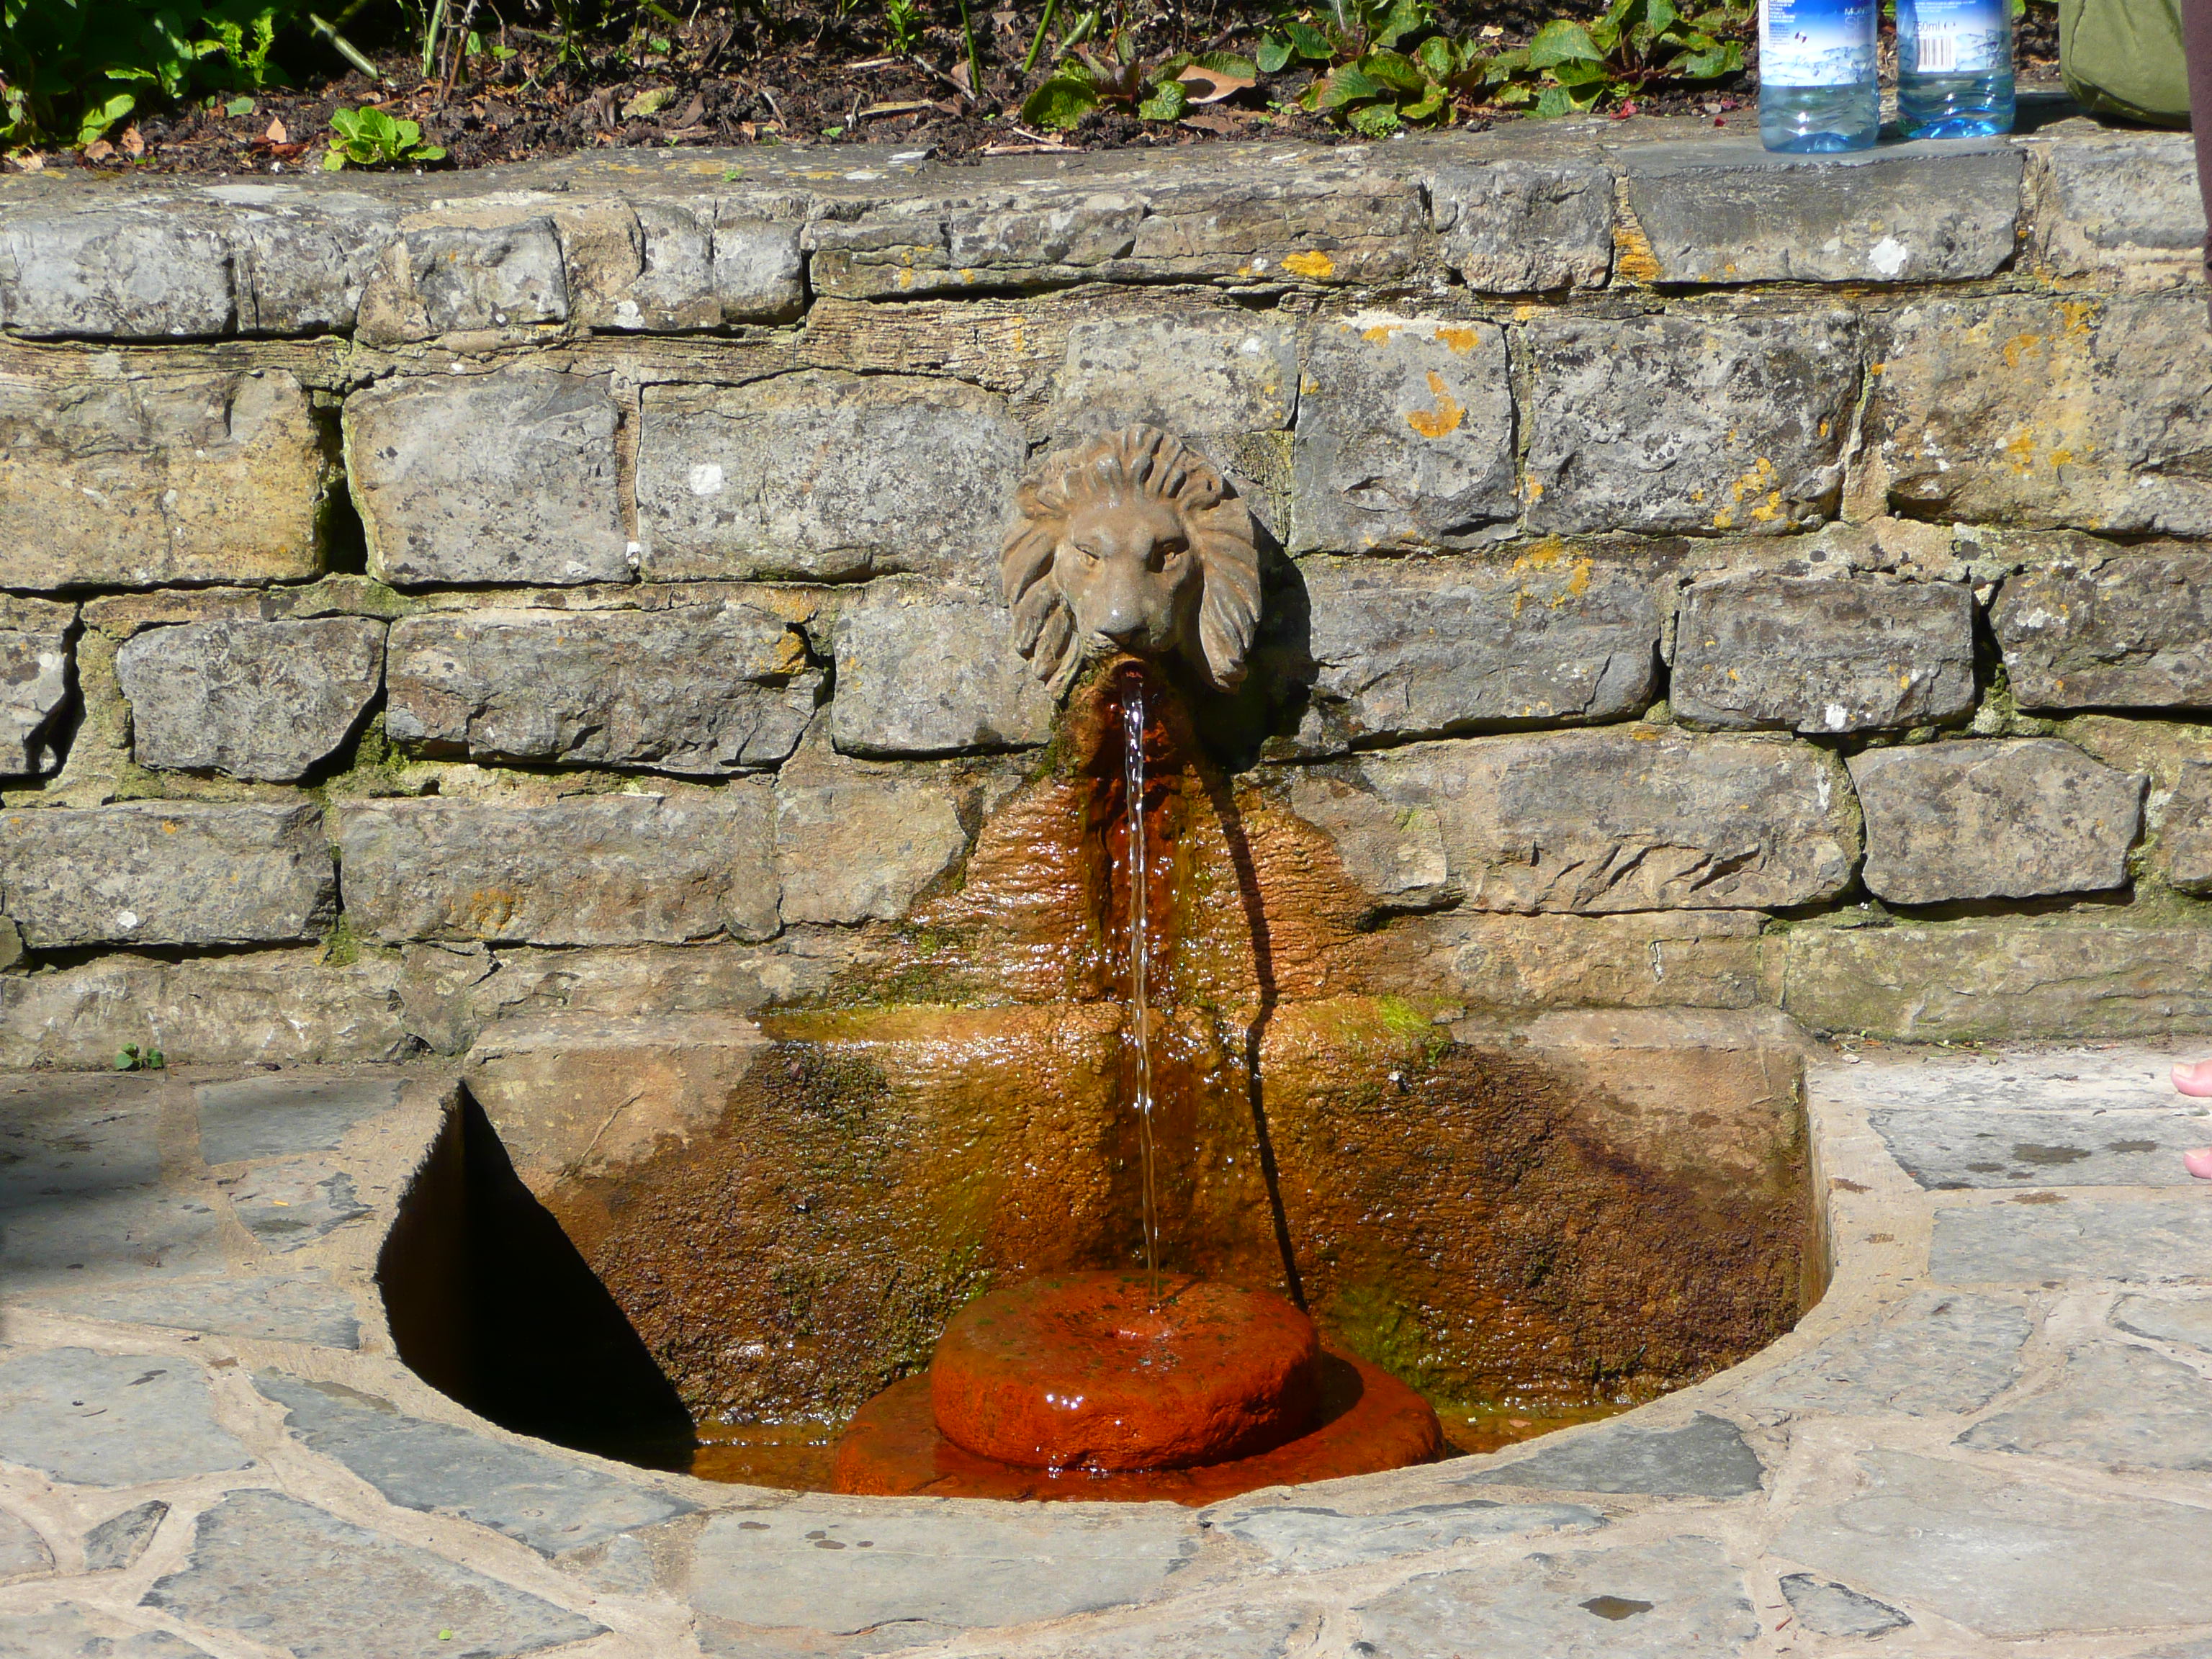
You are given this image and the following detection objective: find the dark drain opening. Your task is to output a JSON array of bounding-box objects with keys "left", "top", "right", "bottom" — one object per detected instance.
[{"left": 376, "top": 1087, "right": 693, "bottom": 1464}]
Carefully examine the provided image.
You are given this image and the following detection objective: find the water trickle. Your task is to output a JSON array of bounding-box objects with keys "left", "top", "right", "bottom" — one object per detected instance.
[{"left": 1121, "top": 664, "right": 1161, "bottom": 1308}]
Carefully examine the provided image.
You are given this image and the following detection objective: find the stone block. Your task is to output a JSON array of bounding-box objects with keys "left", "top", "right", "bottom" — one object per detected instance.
[
  {"left": 1, "top": 1606, "right": 210, "bottom": 1657},
  {"left": 355, "top": 215, "right": 568, "bottom": 343},
  {"left": 0, "top": 801, "right": 336, "bottom": 948},
  {"left": 257, "top": 1372, "right": 692, "bottom": 1555},
  {"left": 1777, "top": 1577, "right": 1910, "bottom": 1639},
  {"left": 219, "top": 184, "right": 402, "bottom": 334},
  {"left": 385, "top": 601, "right": 819, "bottom": 774},
  {"left": 1620, "top": 140, "right": 2022, "bottom": 284},
  {"left": 2168, "top": 761, "right": 2212, "bottom": 894},
  {"left": 688, "top": 1503, "right": 1193, "bottom": 1634},
  {"left": 1847, "top": 739, "right": 2144, "bottom": 904},
  {"left": 143, "top": 1490, "right": 601, "bottom": 1656},
  {"left": 2115, "top": 1295, "right": 2212, "bottom": 1352},
  {"left": 0, "top": 359, "right": 328, "bottom": 589},
  {"left": 775, "top": 751, "right": 973, "bottom": 925},
  {"left": 1049, "top": 313, "right": 1299, "bottom": 440},
  {"left": 1424, "top": 156, "right": 1614, "bottom": 292},
  {"left": 1866, "top": 293, "right": 2212, "bottom": 536},
  {"left": 1781, "top": 920, "right": 2212, "bottom": 1040},
  {"left": 464, "top": 939, "right": 857, "bottom": 1030},
  {"left": 464, "top": 1011, "right": 769, "bottom": 1192},
  {"left": 1673, "top": 573, "right": 1975, "bottom": 733},
  {"left": 1994, "top": 544, "right": 2212, "bottom": 710},
  {"left": 804, "top": 150, "right": 1425, "bottom": 298},
  {"left": 1873, "top": 1105, "right": 2205, "bottom": 1189},
  {"left": 345, "top": 368, "right": 628, "bottom": 588},
  {"left": 0, "top": 949, "right": 423, "bottom": 1069},
  {"left": 1291, "top": 552, "right": 1662, "bottom": 749},
  {"left": 637, "top": 372, "right": 1025, "bottom": 583},
  {"left": 827, "top": 579, "right": 1054, "bottom": 757},
  {"left": 1288, "top": 316, "right": 1516, "bottom": 554},
  {"left": 0, "top": 1349, "right": 253, "bottom": 1485},
  {"left": 1288, "top": 770, "right": 1453, "bottom": 909},
  {"left": 22, "top": 1271, "right": 363, "bottom": 1349},
  {"left": 232, "top": 1166, "right": 367, "bottom": 1249},
  {"left": 1775, "top": 1449, "right": 2212, "bottom": 1637},
  {"left": 1431, "top": 910, "right": 1776, "bottom": 1011},
  {"left": 1523, "top": 310, "right": 1858, "bottom": 536},
  {"left": 0, "top": 205, "right": 234, "bottom": 338},
  {"left": 0, "top": 595, "right": 74, "bottom": 778},
  {"left": 115, "top": 618, "right": 385, "bottom": 781},
  {"left": 2037, "top": 131, "right": 2208, "bottom": 291},
  {"left": 338, "top": 789, "right": 778, "bottom": 945},
  {"left": 1461, "top": 1411, "right": 1763, "bottom": 1496},
  {"left": 1357, "top": 728, "right": 1860, "bottom": 913}
]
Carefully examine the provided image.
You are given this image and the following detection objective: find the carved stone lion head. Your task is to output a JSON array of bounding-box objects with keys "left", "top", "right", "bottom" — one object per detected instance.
[{"left": 1001, "top": 424, "right": 1262, "bottom": 694}]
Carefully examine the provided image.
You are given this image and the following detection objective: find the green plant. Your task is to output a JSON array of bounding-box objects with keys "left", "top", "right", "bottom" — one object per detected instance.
[
  {"left": 322, "top": 104, "right": 446, "bottom": 168},
  {"left": 2, "top": 0, "right": 297, "bottom": 150},
  {"left": 884, "top": 0, "right": 922, "bottom": 52},
  {"left": 114, "top": 1043, "right": 165, "bottom": 1071},
  {"left": 1259, "top": 0, "right": 1471, "bottom": 133},
  {"left": 1020, "top": 35, "right": 1256, "bottom": 129},
  {"left": 1474, "top": 0, "right": 1745, "bottom": 116}
]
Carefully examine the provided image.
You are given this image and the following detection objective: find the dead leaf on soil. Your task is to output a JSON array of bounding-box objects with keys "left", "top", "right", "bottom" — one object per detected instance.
[
  {"left": 1179, "top": 110, "right": 1241, "bottom": 132},
  {"left": 118, "top": 125, "right": 145, "bottom": 156},
  {"left": 81, "top": 140, "right": 115, "bottom": 162},
  {"left": 861, "top": 100, "right": 935, "bottom": 117},
  {"left": 1175, "top": 66, "right": 1256, "bottom": 103},
  {"left": 262, "top": 116, "right": 288, "bottom": 145},
  {"left": 621, "top": 85, "right": 677, "bottom": 118}
]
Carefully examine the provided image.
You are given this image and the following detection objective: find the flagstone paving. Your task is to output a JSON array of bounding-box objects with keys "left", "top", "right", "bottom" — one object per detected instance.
[{"left": 0, "top": 1045, "right": 2208, "bottom": 1658}]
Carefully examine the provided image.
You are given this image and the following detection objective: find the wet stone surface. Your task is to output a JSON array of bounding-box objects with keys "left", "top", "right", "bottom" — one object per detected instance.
[
  {"left": 1871, "top": 1106, "right": 2206, "bottom": 1188},
  {"left": 1776, "top": 1573, "right": 1911, "bottom": 1638}
]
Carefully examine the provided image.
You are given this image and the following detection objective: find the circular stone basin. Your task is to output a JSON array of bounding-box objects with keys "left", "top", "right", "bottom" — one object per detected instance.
[
  {"left": 836, "top": 1348, "right": 1444, "bottom": 1503},
  {"left": 930, "top": 1272, "right": 1322, "bottom": 1471}
]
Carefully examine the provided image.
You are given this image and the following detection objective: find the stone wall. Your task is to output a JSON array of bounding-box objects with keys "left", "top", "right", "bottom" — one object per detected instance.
[{"left": 2, "top": 115, "right": 2209, "bottom": 1065}]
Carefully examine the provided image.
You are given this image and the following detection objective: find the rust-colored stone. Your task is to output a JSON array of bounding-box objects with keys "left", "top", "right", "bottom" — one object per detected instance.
[
  {"left": 835, "top": 1349, "right": 1442, "bottom": 1504},
  {"left": 930, "top": 1272, "right": 1321, "bottom": 1471}
]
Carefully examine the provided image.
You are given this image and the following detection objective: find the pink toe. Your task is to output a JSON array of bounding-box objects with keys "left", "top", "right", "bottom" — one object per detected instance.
[
  {"left": 2184, "top": 1147, "right": 2212, "bottom": 1181},
  {"left": 2174, "top": 1061, "right": 2212, "bottom": 1098}
]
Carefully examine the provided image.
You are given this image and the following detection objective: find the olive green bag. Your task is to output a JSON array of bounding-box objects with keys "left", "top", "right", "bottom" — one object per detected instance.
[{"left": 2059, "top": 0, "right": 2193, "bottom": 125}]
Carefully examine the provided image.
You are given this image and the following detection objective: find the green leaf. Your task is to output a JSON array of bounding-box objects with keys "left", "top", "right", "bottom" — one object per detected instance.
[
  {"left": 1493, "top": 77, "right": 1536, "bottom": 103},
  {"left": 1136, "top": 79, "right": 1188, "bottom": 119},
  {"left": 1483, "top": 45, "right": 1530, "bottom": 75},
  {"left": 1414, "top": 33, "right": 1460, "bottom": 78},
  {"left": 1020, "top": 73, "right": 1100, "bottom": 128},
  {"left": 224, "top": 93, "right": 253, "bottom": 114},
  {"left": 323, "top": 145, "right": 349, "bottom": 169},
  {"left": 1359, "top": 48, "right": 1428, "bottom": 90},
  {"left": 1371, "top": 0, "right": 1430, "bottom": 47},
  {"left": 410, "top": 143, "right": 446, "bottom": 161},
  {"left": 1402, "top": 83, "right": 1447, "bottom": 119},
  {"left": 1346, "top": 99, "right": 1401, "bottom": 134},
  {"left": 392, "top": 117, "right": 423, "bottom": 148},
  {"left": 1673, "top": 37, "right": 1743, "bottom": 74},
  {"left": 114, "top": 1046, "right": 139, "bottom": 1071},
  {"left": 1532, "top": 83, "right": 1581, "bottom": 114},
  {"left": 330, "top": 106, "right": 364, "bottom": 139},
  {"left": 76, "top": 90, "right": 135, "bottom": 144},
  {"left": 1286, "top": 19, "right": 1331, "bottom": 58},
  {"left": 1527, "top": 19, "right": 1604, "bottom": 64},
  {"left": 1550, "top": 58, "right": 1614, "bottom": 84},
  {"left": 1256, "top": 32, "right": 1293, "bottom": 71},
  {"left": 1317, "top": 63, "right": 1384, "bottom": 104},
  {"left": 1198, "top": 50, "right": 1260, "bottom": 76}
]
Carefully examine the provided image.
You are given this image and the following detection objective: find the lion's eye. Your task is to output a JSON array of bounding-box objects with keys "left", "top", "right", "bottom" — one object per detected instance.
[
  {"left": 1071, "top": 543, "right": 1103, "bottom": 564},
  {"left": 1153, "top": 537, "right": 1189, "bottom": 569}
]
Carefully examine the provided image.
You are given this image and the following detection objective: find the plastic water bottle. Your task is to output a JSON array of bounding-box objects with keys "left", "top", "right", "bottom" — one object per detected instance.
[
  {"left": 1897, "top": 0, "right": 2016, "bottom": 136},
  {"left": 1759, "top": 0, "right": 1880, "bottom": 151}
]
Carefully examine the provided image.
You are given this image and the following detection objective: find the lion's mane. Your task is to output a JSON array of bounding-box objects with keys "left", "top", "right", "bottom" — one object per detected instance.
[{"left": 1000, "top": 424, "right": 1262, "bottom": 693}]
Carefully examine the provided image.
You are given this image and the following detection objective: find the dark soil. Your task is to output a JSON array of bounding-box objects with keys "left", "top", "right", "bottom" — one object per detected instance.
[{"left": 12, "top": 0, "right": 2060, "bottom": 176}]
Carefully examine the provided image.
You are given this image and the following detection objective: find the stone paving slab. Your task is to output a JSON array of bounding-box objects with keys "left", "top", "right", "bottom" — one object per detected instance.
[
  {"left": 258, "top": 1370, "right": 695, "bottom": 1556},
  {"left": 142, "top": 1489, "right": 604, "bottom": 1659},
  {"left": 1, "top": 1046, "right": 2211, "bottom": 1658}
]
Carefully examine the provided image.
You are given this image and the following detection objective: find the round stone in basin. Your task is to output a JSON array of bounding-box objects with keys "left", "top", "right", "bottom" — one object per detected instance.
[{"left": 930, "top": 1272, "right": 1322, "bottom": 1471}]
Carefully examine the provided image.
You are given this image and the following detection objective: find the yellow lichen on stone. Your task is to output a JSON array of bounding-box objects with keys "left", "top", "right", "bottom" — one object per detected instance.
[
  {"left": 1282, "top": 251, "right": 1336, "bottom": 279},
  {"left": 1433, "top": 326, "right": 1480, "bottom": 355},
  {"left": 1406, "top": 372, "right": 1465, "bottom": 439},
  {"left": 1612, "top": 217, "right": 1662, "bottom": 285}
]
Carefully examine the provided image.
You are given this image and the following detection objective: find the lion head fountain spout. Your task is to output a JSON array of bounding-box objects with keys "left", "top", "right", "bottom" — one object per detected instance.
[{"left": 1001, "top": 425, "right": 1262, "bottom": 696}]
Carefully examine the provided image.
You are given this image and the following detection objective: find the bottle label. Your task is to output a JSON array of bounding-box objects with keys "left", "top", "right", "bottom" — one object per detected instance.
[
  {"left": 1760, "top": 0, "right": 1879, "bottom": 86},
  {"left": 1898, "top": 0, "right": 2009, "bottom": 74}
]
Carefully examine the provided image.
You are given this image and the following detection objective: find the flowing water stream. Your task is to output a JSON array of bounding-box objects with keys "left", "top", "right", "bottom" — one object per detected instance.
[{"left": 1122, "top": 665, "right": 1163, "bottom": 1308}]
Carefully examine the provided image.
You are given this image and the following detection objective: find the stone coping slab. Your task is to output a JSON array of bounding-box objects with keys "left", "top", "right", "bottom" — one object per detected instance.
[
  {"left": 1, "top": 1038, "right": 2211, "bottom": 1654},
  {"left": 0, "top": 114, "right": 2199, "bottom": 344}
]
